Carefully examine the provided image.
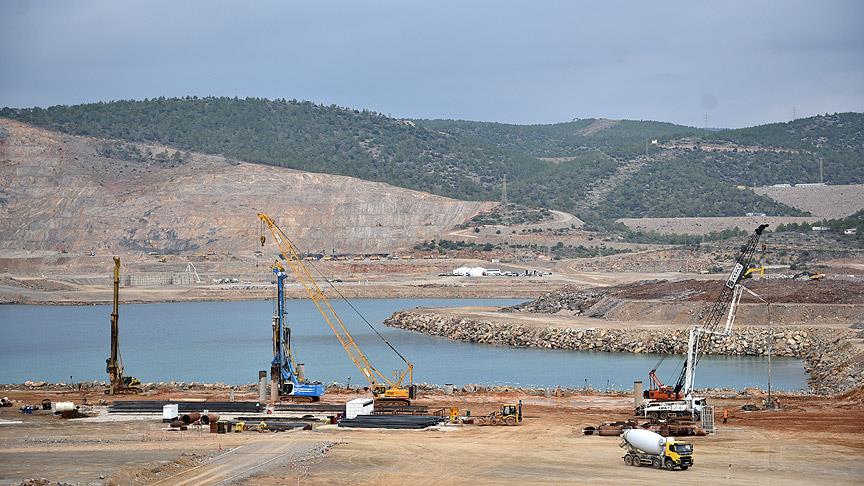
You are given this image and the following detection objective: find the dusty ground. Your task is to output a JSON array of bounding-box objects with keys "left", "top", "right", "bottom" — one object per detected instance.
[
  {"left": 0, "top": 250, "right": 720, "bottom": 305},
  {"left": 395, "top": 277, "right": 864, "bottom": 332},
  {"left": 617, "top": 216, "right": 827, "bottom": 235},
  {"left": 0, "top": 389, "right": 861, "bottom": 485},
  {"left": 608, "top": 278, "right": 864, "bottom": 305},
  {"left": 752, "top": 184, "right": 864, "bottom": 218}
]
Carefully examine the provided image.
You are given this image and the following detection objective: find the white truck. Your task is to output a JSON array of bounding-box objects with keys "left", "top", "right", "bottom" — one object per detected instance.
[{"left": 637, "top": 397, "right": 706, "bottom": 421}]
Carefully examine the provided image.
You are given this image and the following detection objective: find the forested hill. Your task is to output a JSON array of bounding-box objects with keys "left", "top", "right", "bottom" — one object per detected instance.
[
  {"left": 417, "top": 118, "right": 698, "bottom": 159},
  {"left": 3, "top": 98, "right": 861, "bottom": 222},
  {"left": 705, "top": 113, "right": 864, "bottom": 185}
]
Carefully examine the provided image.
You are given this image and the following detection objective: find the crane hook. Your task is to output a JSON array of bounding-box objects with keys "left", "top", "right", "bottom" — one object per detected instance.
[{"left": 260, "top": 235, "right": 266, "bottom": 247}]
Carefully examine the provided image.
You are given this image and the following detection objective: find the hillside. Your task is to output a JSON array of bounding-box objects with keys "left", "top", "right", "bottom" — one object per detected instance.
[
  {"left": 0, "top": 119, "right": 492, "bottom": 256},
  {"left": 417, "top": 118, "right": 698, "bottom": 159},
  {"left": 753, "top": 184, "right": 864, "bottom": 218},
  {"left": 4, "top": 99, "right": 861, "bottom": 225}
]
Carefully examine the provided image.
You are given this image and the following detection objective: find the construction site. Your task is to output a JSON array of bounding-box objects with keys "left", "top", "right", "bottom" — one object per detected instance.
[
  {"left": 2, "top": 211, "right": 863, "bottom": 485},
  {"left": 2, "top": 8, "right": 864, "bottom": 481}
]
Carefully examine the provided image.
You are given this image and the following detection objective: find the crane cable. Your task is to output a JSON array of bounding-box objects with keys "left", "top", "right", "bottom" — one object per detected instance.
[{"left": 265, "top": 217, "right": 412, "bottom": 368}]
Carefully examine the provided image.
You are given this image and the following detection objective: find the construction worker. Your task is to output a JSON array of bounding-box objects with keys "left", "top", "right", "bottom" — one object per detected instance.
[{"left": 722, "top": 409, "right": 729, "bottom": 423}]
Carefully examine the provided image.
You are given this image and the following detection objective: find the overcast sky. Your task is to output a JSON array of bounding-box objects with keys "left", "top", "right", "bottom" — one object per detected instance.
[{"left": 1, "top": 0, "right": 862, "bottom": 127}]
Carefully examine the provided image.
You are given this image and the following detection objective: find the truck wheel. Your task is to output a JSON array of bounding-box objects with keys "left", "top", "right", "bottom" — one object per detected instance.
[
  {"left": 652, "top": 457, "right": 662, "bottom": 469},
  {"left": 648, "top": 412, "right": 659, "bottom": 420},
  {"left": 624, "top": 455, "right": 633, "bottom": 466},
  {"left": 659, "top": 412, "right": 668, "bottom": 420},
  {"left": 664, "top": 459, "right": 676, "bottom": 470},
  {"left": 505, "top": 416, "right": 517, "bottom": 426}
]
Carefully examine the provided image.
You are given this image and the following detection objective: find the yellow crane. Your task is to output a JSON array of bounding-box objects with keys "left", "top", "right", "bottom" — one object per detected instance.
[
  {"left": 106, "top": 256, "right": 141, "bottom": 395},
  {"left": 257, "top": 213, "right": 416, "bottom": 405}
]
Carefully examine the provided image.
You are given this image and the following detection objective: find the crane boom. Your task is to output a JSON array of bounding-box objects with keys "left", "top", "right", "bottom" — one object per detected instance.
[
  {"left": 107, "top": 257, "right": 122, "bottom": 393},
  {"left": 105, "top": 256, "right": 140, "bottom": 395},
  {"left": 682, "top": 283, "right": 766, "bottom": 397},
  {"left": 639, "top": 225, "right": 770, "bottom": 421},
  {"left": 674, "top": 224, "right": 768, "bottom": 395},
  {"left": 257, "top": 213, "right": 414, "bottom": 402}
]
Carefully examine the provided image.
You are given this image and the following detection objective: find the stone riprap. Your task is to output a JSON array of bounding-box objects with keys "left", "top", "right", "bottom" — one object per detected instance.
[{"left": 384, "top": 311, "right": 862, "bottom": 395}]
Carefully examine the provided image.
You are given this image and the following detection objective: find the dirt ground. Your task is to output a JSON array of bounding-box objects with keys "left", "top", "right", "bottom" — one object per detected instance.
[
  {"left": 0, "top": 253, "right": 717, "bottom": 305},
  {"left": 0, "top": 389, "right": 862, "bottom": 485},
  {"left": 614, "top": 278, "right": 864, "bottom": 305}
]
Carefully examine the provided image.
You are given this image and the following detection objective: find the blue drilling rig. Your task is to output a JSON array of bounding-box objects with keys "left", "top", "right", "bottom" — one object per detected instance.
[{"left": 270, "top": 262, "right": 325, "bottom": 402}]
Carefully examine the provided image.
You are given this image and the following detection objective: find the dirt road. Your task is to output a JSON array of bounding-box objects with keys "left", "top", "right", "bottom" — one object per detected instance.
[{"left": 150, "top": 440, "right": 331, "bottom": 486}]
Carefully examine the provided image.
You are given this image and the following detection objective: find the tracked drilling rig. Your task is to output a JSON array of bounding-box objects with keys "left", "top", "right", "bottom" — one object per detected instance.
[
  {"left": 269, "top": 261, "right": 325, "bottom": 402},
  {"left": 257, "top": 213, "right": 416, "bottom": 405},
  {"left": 106, "top": 256, "right": 141, "bottom": 395},
  {"left": 638, "top": 224, "right": 769, "bottom": 420}
]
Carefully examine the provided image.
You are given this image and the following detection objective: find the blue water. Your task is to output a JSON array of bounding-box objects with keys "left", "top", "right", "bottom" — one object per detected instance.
[{"left": 0, "top": 299, "right": 807, "bottom": 390}]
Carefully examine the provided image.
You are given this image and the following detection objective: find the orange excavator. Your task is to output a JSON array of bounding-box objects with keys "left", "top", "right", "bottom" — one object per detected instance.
[
  {"left": 645, "top": 368, "right": 679, "bottom": 401},
  {"left": 644, "top": 356, "right": 679, "bottom": 401}
]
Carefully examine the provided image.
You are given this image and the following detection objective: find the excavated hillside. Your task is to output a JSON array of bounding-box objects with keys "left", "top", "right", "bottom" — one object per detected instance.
[{"left": 0, "top": 119, "right": 494, "bottom": 256}]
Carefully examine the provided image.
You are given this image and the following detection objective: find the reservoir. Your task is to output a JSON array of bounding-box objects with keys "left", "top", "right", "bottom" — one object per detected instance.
[{"left": 0, "top": 298, "right": 807, "bottom": 390}]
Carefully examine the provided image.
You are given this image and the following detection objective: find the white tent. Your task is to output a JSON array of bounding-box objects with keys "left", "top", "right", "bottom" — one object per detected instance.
[
  {"left": 452, "top": 266, "right": 472, "bottom": 276},
  {"left": 468, "top": 267, "right": 487, "bottom": 277}
]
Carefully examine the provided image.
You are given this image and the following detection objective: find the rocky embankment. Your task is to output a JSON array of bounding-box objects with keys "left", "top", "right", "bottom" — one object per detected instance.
[{"left": 384, "top": 311, "right": 863, "bottom": 395}]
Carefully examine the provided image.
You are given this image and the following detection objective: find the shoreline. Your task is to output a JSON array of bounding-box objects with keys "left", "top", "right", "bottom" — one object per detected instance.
[
  {"left": 0, "top": 286, "right": 541, "bottom": 306},
  {"left": 0, "top": 292, "right": 535, "bottom": 306},
  {"left": 384, "top": 309, "right": 864, "bottom": 395},
  {"left": 0, "top": 380, "right": 812, "bottom": 397}
]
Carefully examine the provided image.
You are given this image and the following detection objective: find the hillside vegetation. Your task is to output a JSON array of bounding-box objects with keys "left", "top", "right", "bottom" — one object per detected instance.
[
  {"left": 4, "top": 98, "right": 861, "bottom": 226},
  {"left": 706, "top": 112, "right": 864, "bottom": 184}
]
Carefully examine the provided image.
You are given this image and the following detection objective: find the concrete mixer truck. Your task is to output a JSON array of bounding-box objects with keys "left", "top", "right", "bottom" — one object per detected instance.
[{"left": 620, "top": 429, "right": 693, "bottom": 470}]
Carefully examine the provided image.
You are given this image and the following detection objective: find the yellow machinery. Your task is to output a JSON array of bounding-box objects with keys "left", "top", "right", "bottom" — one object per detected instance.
[
  {"left": 793, "top": 271, "right": 825, "bottom": 281},
  {"left": 257, "top": 213, "right": 416, "bottom": 405},
  {"left": 476, "top": 401, "right": 523, "bottom": 426},
  {"left": 106, "top": 257, "right": 141, "bottom": 395},
  {"left": 742, "top": 264, "right": 765, "bottom": 279}
]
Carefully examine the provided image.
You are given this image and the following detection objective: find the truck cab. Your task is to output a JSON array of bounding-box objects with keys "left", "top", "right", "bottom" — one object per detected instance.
[{"left": 663, "top": 439, "right": 694, "bottom": 469}]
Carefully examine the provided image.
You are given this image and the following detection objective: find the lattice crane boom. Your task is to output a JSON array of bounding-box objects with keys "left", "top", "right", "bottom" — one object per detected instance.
[
  {"left": 673, "top": 224, "right": 769, "bottom": 395},
  {"left": 257, "top": 213, "right": 413, "bottom": 396}
]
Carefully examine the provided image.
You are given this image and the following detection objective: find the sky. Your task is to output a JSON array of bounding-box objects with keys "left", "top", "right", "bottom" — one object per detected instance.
[{"left": 1, "top": 0, "right": 862, "bottom": 128}]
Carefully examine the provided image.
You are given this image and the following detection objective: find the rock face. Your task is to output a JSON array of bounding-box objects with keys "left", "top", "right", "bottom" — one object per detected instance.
[
  {"left": 384, "top": 311, "right": 863, "bottom": 395},
  {"left": 0, "top": 119, "right": 493, "bottom": 255}
]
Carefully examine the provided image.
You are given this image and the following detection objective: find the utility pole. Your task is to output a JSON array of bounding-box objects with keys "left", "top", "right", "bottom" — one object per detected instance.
[
  {"left": 501, "top": 174, "right": 508, "bottom": 205},
  {"left": 819, "top": 156, "right": 824, "bottom": 184}
]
